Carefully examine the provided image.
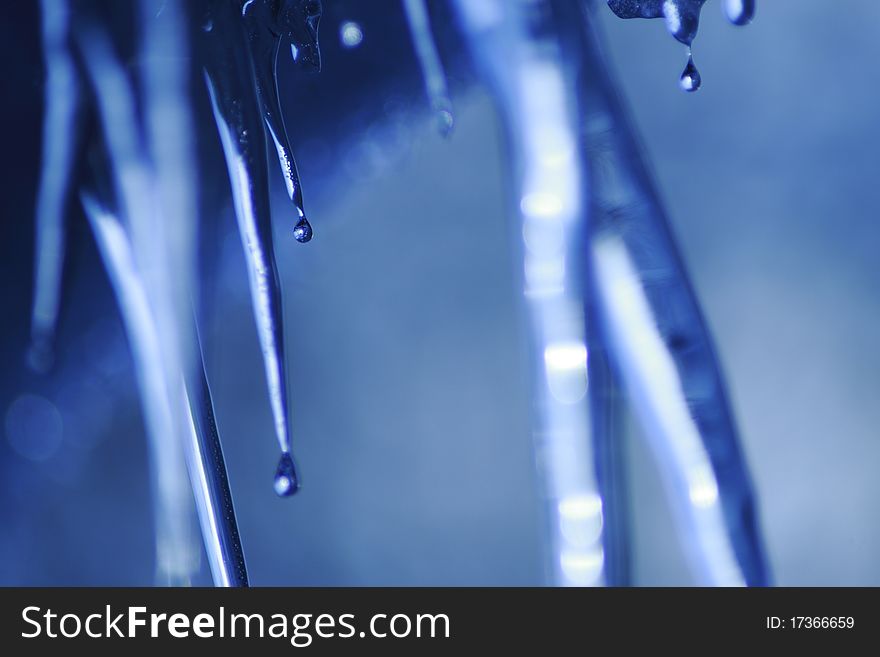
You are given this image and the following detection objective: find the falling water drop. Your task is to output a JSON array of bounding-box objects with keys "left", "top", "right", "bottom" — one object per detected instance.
[
  {"left": 679, "top": 53, "right": 701, "bottom": 92},
  {"left": 293, "top": 216, "right": 313, "bottom": 243},
  {"left": 274, "top": 452, "right": 300, "bottom": 497},
  {"left": 723, "top": 0, "right": 755, "bottom": 26}
]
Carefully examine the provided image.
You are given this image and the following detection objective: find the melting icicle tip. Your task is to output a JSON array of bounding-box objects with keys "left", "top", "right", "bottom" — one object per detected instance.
[
  {"left": 274, "top": 452, "right": 301, "bottom": 496},
  {"left": 607, "top": 0, "right": 756, "bottom": 92}
]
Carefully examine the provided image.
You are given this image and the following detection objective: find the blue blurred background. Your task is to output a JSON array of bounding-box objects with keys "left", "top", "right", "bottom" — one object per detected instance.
[{"left": 1, "top": 0, "right": 878, "bottom": 585}]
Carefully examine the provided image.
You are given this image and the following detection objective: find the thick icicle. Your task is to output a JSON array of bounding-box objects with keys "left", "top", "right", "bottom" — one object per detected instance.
[
  {"left": 454, "top": 0, "right": 604, "bottom": 586},
  {"left": 578, "top": 0, "right": 770, "bottom": 585},
  {"left": 84, "top": 191, "right": 247, "bottom": 587},
  {"left": 139, "top": 0, "right": 199, "bottom": 378},
  {"left": 585, "top": 313, "right": 632, "bottom": 585},
  {"left": 77, "top": 10, "right": 202, "bottom": 583},
  {"left": 145, "top": 0, "right": 248, "bottom": 586},
  {"left": 82, "top": 193, "right": 199, "bottom": 585}
]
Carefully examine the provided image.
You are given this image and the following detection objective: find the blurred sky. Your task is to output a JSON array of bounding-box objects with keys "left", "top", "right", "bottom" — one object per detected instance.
[{"left": 1, "top": 0, "right": 878, "bottom": 585}]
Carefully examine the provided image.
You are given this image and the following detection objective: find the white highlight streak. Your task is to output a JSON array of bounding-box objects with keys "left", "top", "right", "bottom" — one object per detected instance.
[{"left": 592, "top": 235, "right": 744, "bottom": 586}]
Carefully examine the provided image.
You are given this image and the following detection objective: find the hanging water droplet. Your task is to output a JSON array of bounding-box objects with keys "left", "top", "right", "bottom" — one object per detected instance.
[
  {"left": 274, "top": 452, "right": 300, "bottom": 497},
  {"left": 679, "top": 54, "right": 701, "bottom": 92},
  {"left": 435, "top": 105, "right": 455, "bottom": 138},
  {"left": 293, "top": 216, "right": 313, "bottom": 243},
  {"left": 723, "top": 0, "right": 755, "bottom": 26},
  {"left": 607, "top": 1, "right": 745, "bottom": 91}
]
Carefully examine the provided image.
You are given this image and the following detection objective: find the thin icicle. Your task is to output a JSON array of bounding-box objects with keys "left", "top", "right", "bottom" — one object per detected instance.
[
  {"left": 29, "top": 0, "right": 79, "bottom": 372},
  {"left": 241, "top": 0, "right": 319, "bottom": 242},
  {"left": 208, "top": 71, "right": 295, "bottom": 468},
  {"left": 184, "top": 328, "right": 250, "bottom": 587},
  {"left": 203, "top": 3, "right": 299, "bottom": 494},
  {"left": 403, "top": 0, "right": 455, "bottom": 136}
]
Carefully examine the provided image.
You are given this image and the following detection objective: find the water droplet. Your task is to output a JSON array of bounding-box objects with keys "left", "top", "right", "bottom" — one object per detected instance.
[
  {"left": 435, "top": 107, "right": 454, "bottom": 138},
  {"left": 293, "top": 216, "right": 313, "bottom": 243},
  {"left": 274, "top": 452, "right": 300, "bottom": 497},
  {"left": 679, "top": 54, "right": 701, "bottom": 92},
  {"left": 607, "top": 1, "right": 748, "bottom": 90},
  {"left": 340, "top": 21, "right": 363, "bottom": 48},
  {"left": 723, "top": 0, "right": 755, "bottom": 26}
]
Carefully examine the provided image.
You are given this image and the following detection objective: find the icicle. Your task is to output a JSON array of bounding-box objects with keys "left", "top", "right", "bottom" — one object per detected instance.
[
  {"left": 403, "top": 0, "right": 455, "bottom": 136},
  {"left": 242, "top": 0, "right": 320, "bottom": 241},
  {"left": 579, "top": 1, "right": 770, "bottom": 585},
  {"left": 660, "top": 0, "right": 706, "bottom": 46},
  {"left": 184, "top": 327, "right": 250, "bottom": 586},
  {"left": 453, "top": 0, "right": 604, "bottom": 586},
  {"left": 84, "top": 190, "right": 247, "bottom": 587},
  {"left": 77, "top": 6, "right": 203, "bottom": 583},
  {"left": 81, "top": 192, "right": 199, "bottom": 585},
  {"left": 29, "top": 0, "right": 80, "bottom": 372},
  {"left": 145, "top": 0, "right": 248, "bottom": 586},
  {"left": 607, "top": 1, "right": 756, "bottom": 91},
  {"left": 203, "top": 1, "right": 299, "bottom": 495}
]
